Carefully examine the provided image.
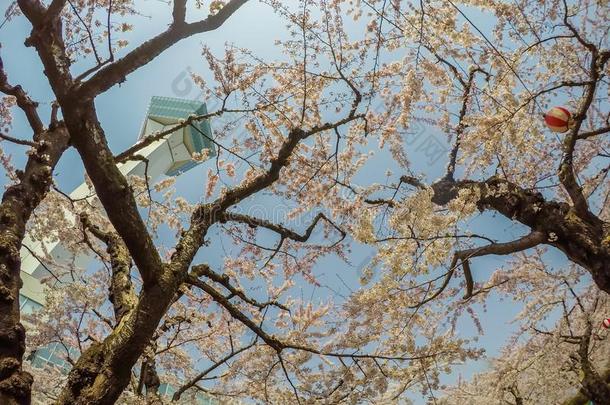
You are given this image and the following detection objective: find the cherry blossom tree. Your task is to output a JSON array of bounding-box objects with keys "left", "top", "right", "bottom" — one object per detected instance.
[
  {"left": 439, "top": 273, "right": 610, "bottom": 405},
  {"left": 0, "top": 0, "right": 608, "bottom": 404}
]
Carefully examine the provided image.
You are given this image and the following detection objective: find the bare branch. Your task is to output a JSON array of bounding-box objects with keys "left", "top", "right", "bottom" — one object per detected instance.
[
  {"left": 561, "top": 0, "right": 596, "bottom": 52},
  {"left": 172, "top": 340, "right": 256, "bottom": 401},
  {"left": 189, "top": 275, "right": 459, "bottom": 365},
  {"left": 191, "top": 264, "right": 290, "bottom": 312},
  {"left": 0, "top": 52, "right": 44, "bottom": 134},
  {"left": 44, "top": 0, "right": 67, "bottom": 23},
  {"left": 411, "top": 231, "right": 546, "bottom": 306},
  {"left": 114, "top": 106, "right": 259, "bottom": 164},
  {"left": 75, "top": 0, "right": 249, "bottom": 98},
  {"left": 67, "top": 0, "right": 101, "bottom": 64},
  {"left": 578, "top": 126, "right": 610, "bottom": 140},
  {"left": 220, "top": 211, "right": 346, "bottom": 246},
  {"left": 172, "top": 0, "right": 187, "bottom": 24},
  {"left": 0, "top": 133, "right": 36, "bottom": 147},
  {"left": 186, "top": 276, "right": 285, "bottom": 352},
  {"left": 445, "top": 68, "right": 488, "bottom": 181}
]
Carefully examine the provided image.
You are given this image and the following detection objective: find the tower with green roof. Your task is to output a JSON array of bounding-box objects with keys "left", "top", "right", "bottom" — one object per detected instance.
[{"left": 139, "top": 96, "right": 215, "bottom": 176}]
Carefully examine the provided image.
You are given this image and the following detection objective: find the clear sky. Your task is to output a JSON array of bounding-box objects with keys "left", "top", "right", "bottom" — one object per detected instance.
[{"left": 1, "top": 1, "right": 577, "bottom": 402}]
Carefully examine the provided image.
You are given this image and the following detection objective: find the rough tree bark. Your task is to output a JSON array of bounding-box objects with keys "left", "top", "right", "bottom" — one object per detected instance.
[
  {"left": 0, "top": 47, "right": 70, "bottom": 405},
  {"left": 5, "top": 0, "right": 606, "bottom": 403},
  {"left": 0, "top": 124, "right": 70, "bottom": 405},
  {"left": 1, "top": 0, "right": 249, "bottom": 403},
  {"left": 429, "top": 177, "right": 610, "bottom": 294}
]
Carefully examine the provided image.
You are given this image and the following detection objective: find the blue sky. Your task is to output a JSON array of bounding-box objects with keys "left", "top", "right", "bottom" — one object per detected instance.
[{"left": 1, "top": 1, "right": 578, "bottom": 402}]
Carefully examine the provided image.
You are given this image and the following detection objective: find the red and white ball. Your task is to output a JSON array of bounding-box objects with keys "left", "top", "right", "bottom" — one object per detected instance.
[
  {"left": 602, "top": 318, "right": 610, "bottom": 329},
  {"left": 544, "top": 106, "right": 573, "bottom": 133}
]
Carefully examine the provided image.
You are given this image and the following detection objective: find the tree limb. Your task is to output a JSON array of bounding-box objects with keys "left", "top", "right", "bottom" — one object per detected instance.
[
  {"left": 0, "top": 133, "right": 36, "bottom": 147},
  {"left": 426, "top": 176, "right": 610, "bottom": 293},
  {"left": 191, "top": 264, "right": 290, "bottom": 312},
  {"left": 0, "top": 52, "right": 43, "bottom": 134},
  {"left": 171, "top": 340, "right": 256, "bottom": 401},
  {"left": 172, "top": 0, "right": 187, "bottom": 24},
  {"left": 74, "top": 0, "right": 249, "bottom": 99},
  {"left": 220, "top": 211, "right": 346, "bottom": 246},
  {"left": 0, "top": 121, "right": 70, "bottom": 403},
  {"left": 80, "top": 213, "right": 136, "bottom": 324}
]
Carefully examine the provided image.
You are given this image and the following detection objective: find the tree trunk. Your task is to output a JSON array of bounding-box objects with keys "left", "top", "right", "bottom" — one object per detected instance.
[
  {"left": 57, "top": 280, "right": 181, "bottom": 405},
  {"left": 0, "top": 125, "right": 69, "bottom": 405}
]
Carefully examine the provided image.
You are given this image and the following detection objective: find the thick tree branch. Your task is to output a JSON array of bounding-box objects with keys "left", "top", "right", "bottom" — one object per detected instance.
[
  {"left": 426, "top": 176, "right": 610, "bottom": 293},
  {"left": 62, "top": 99, "right": 163, "bottom": 288},
  {"left": 75, "top": 0, "right": 249, "bottom": 99},
  {"left": 45, "top": 0, "right": 67, "bottom": 23},
  {"left": 14, "top": 0, "right": 46, "bottom": 26},
  {"left": 186, "top": 276, "right": 285, "bottom": 352},
  {"left": 172, "top": 0, "right": 187, "bottom": 24},
  {"left": 57, "top": 92, "right": 361, "bottom": 405},
  {"left": 54, "top": 114, "right": 362, "bottom": 405},
  {"left": 578, "top": 125, "right": 610, "bottom": 140},
  {"left": 0, "top": 133, "right": 36, "bottom": 147},
  {"left": 136, "top": 343, "right": 161, "bottom": 403},
  {"left": 80, "top": 213, "right": 136, "bottom": 324},
  {"left": 18, "top": 0, "right": 75, "bottom": 100},
  {"left": 19, "top": 0, "right": 164, "bottom": 289},
  {"left": 557, "top": 44, "right": 608, "bottom": 219}
]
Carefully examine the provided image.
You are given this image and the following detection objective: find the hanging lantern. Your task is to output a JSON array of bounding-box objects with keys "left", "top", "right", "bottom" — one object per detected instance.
[
  {"left": 544, "top": 106, "right": 573, "bottom": 133},
  {"left": 602, "top": 318, "right": 610, "bottom": 329}
]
